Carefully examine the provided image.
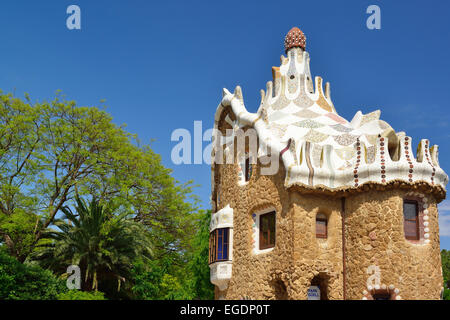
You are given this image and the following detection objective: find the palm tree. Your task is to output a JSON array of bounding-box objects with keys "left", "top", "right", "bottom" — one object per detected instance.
[{"left": 33, "top": 196, "right": 153, "bottom": 292}]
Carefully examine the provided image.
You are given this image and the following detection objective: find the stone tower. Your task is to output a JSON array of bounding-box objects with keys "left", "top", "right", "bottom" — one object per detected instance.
[{"left": 208, "top": 27, "right": 448, "bottom": 300}]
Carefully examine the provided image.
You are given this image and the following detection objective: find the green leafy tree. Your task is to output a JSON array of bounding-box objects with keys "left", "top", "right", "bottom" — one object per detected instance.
[
  {"left": 0, "top": 249, "right": 66, "bottom": 300},
  {"left": 0, "top": 211, "right": 40, "bottom": 261},
  {"left": 130, "top": 256, "right": 192, "bottom": 300},
  {"left": 0, "top": 90, "right": 196, "bottom": 262},
  {"left": 442, "top": 249, "right": 450, "bottom": 300},
  {"left": 130, "top": 210, "right": 214, "bottom": 300},
  {"left": 57, "top": 290, "right": 106, "bottom": 300},
  {"left": 33, "top": 196, "right": 153, "bottom": 295},
  {"left": 187, "top": 209, "right": 214, "bottom": 299}
]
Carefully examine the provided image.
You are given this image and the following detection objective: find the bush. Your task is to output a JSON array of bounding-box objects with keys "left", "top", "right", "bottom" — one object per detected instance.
[
  {"left": 444, "top": 287, "right": 450, "bottom": 300},
  {"left": 57, "top": 290, "right": 106, "bottom": 300},
  {"left": 0, "top": 249, "right": 66, "bottom": 300}
]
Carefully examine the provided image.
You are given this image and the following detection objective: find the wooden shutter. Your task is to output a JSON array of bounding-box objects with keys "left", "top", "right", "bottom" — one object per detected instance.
[
  {"left": 316, "top": 219, "right": 327, "bottom": 238},
  {"left": 259, "top": 211, "right": 276, "bottom": 250},
  {"left": 403, "top": 200, "right": 419, "bottom": 240}
]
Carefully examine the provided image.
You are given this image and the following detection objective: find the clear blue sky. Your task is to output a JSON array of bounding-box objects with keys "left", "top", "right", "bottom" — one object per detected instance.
[{"left": 1, "top": 0, "right": 449, "bottom": 248}]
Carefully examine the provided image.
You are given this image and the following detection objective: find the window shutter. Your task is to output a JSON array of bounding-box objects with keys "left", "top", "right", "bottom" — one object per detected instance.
[
  {"left": 316, "top": 219, "right": 327, "bottom": 238},
  {"left": 403, "top": 200, "right": 419, "bottom": 240},
  {"left": 259, "top": 211, "right": 276, "bottom": 250}
]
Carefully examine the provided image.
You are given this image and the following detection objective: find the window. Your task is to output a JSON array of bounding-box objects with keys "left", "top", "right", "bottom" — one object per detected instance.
[
  {"left": 216, "top": 186, "right": 221, "bottom": 210},
  {"left": 372, "top": 293, "right": 391, "bottom": 300},
  {"left": 403, "top": 200, "right": 419, "bottom": 240},
  {"left": 245, "top": 156, "right": 252, "bottom": 182},
  {"left": 209, "top": 228, "right": 230, "bottom": 264},
  {"left": 316, "top": 213, "right": 327, "bottom": 239},
  {"left": 259, "top": 211, "right": 276, "bottom": 250},
  {"left": 364, "top": 288, "right": 398, "bottom": 300}
]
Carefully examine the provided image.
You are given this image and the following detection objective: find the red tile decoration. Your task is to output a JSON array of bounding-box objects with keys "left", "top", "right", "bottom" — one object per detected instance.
[
  {"left": 380, "top": 138, "right": 386, "bottom": 183},
  {"left": 354, "top": 139, "right": 361, "bottom": 187},
  {"left": 284, "top": 27, "right": 306, "bottom": 53},
  {"left": 424, "top": 140, "right": 436, "bottom": 185},
  {"left": 405, "top": 137, "right": 414, "bottom": 183}
]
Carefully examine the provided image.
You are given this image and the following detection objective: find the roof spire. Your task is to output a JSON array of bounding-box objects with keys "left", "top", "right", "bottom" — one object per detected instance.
[{"left": 284, "top": 27, "right": 306, "bottom": 53}]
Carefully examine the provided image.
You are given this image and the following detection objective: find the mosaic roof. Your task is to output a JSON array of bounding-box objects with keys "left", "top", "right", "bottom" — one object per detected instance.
[{"left": 212, "top": 27, "right": 448, "bottom": 195}]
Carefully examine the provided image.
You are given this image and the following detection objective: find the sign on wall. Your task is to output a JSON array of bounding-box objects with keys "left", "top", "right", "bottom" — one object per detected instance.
[{"left": 307, "top": 286, "right": 320, "bottom": 300}]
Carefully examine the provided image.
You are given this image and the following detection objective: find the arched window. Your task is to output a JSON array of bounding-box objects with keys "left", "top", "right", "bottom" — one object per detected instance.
[
  {"left": 372, "top": 291, "right": 392, "bottom": 300},
  {"left": 363, "top": 287, "right": 399, "bottom": 300},
  {"left": 316, "top": 213, "right": 327, "bottom": 239}
]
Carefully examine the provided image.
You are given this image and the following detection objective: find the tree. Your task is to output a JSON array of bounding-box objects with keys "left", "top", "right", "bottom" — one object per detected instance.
[
  {"left": 187, "top": 209, "right": 214, "bottom": 299},
  {"left": 57, "top": 290, "right": 106, "bottom": 300},
  {"left": 129, "top": 210, "right": 214, "bottom": 300},
  {"left": 33, "top": 196, "right": 153, "bottom": 294},
  {"left": 442, "top": 249, "right": 450, "bottom": 300},
  {"left": 130, "top": 258, "right": 192, "bottom": 300},
  {"left": 0, "top": 90, "right": 196, "bottom": 262}
]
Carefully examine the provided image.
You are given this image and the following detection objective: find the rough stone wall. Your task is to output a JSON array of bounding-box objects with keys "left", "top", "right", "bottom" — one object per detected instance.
[
  {"left": 344, "top": 188, "right": 443, "bottom": 300},
  {"left": 216, "top": 158, "right": 293, "bottom": 300},
  {"left": 289, "top": 192, "right": 343, "bottom": 299},
  {"left": 215, "top": 156, "right": 345, "bottom": 299},
  {"left": 212, "top": 108, "right": 443, "bottom": 300}
]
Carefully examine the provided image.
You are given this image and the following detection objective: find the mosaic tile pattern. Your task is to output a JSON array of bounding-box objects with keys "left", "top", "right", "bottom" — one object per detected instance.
[
  {"left": 284, "top": 27, "right": 306, "bottom": 52},
  {"left": 211, "top": 27, "right": 448, "bottom": 193}
]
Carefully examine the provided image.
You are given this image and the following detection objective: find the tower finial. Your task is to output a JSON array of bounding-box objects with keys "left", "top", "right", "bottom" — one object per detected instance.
[{"left": 284, "top": 27, "right": 306, "bottom": 53}]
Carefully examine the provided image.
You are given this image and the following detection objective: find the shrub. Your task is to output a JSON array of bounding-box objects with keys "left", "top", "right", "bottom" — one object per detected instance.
[
  {"left": 0, "top": 249, "right": 65, "bottom": 300},
  {"left": 57, "top": 290, "right": 106, "bottom": 300}
]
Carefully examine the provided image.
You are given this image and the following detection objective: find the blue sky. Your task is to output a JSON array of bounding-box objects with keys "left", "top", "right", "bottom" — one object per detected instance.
[{"left": 0, "top": 0, "right": 449, "bottom": 248}]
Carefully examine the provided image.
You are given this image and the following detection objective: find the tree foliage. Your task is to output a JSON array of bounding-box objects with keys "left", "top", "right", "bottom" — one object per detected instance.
[
  {"left": 0, "top": 91, "right": 196, "bottom": 265},
  {"left": 0, "top": 90, "right": 209, "bottom": 300},
  {"left": 130, "top": 210, "right": 214, "bottom": 300},
  {"left": 57, "top": 290, "right": 106, "bottom": 300},
  {"left": 442, "top": 249, "right": 450, "bottom": 300},
  {"left": 0, "top": 248, "right": 65, "bottom": 300},
  {"left": 187, "top": 210, "right": 214, "bottom": 299},
  {"left": 33, "top": 197, "right": 153, "bottom": 294}
]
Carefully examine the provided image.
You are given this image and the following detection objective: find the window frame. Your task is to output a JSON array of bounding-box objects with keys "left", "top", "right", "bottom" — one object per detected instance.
[
  {"left": 209, "top": 228, "right": 230, "bottom": 264},
  {"left": 259, "top": 211, "right": 276, "bottom": 250},
  {"left": 372, "top": 293, "right": 392, "bottom": 300},
  {"left": 245, "top": 157, "right": 251, "bottom": 182},
  {"left": 403, "top": 199, "right": 420, "bottom": 241},
  {"left": 315, "top": 214, "right": 328, "bottom": 239}
]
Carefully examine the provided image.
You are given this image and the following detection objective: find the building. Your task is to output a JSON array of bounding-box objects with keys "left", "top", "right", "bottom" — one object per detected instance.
[{"left": 208, "top": 27, "right": 448, "bottom": 300}]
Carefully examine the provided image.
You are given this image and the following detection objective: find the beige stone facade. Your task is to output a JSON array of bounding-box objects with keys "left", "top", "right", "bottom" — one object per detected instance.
[
  {"left": 212, "top": 152, "right": 444, "bottom": 300},
  {"left": 208, "top": 27, "right": 447, "bottom": 300}
]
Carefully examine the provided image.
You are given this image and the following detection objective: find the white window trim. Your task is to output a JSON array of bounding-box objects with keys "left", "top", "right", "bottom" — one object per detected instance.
[
  {"left": 252, "top": 207, "right": 276, "bottom": 255},
  {"left": 210, "top": 205, "right": 234, "bottom": 261}
]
